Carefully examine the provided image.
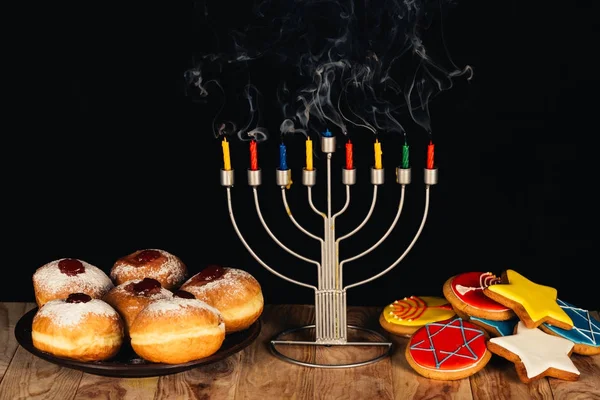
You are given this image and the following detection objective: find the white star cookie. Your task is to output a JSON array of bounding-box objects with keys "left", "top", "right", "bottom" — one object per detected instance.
[{"left": 487, "top": 321, "right": 580, "bottom": 383}]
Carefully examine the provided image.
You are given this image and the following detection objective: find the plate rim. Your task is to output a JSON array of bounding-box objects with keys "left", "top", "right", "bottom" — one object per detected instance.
[{"left": 14, "top": 306, "right": 261, "bottom": 377}]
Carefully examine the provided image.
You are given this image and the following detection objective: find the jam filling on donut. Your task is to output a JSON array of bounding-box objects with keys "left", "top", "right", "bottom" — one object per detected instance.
[
  {"left": 66, "top": 293, "right": 92, "bottom": 303},
  {"left": 190, "top": 265, "right": 225, "bottom": 286},
  {"left": 58, "top": 258, "right": 86, "bottom": 276},
  {"left": 133, "top": 249, "right": 162, "bottom": 265},
  {"left": 127, "top": 277, "right": 162, "bottom": 296},
  {"left": 174, "top": 290, "right": 195, "bottom": 299}
]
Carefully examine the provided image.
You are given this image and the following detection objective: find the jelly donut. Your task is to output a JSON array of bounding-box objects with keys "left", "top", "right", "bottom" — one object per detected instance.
[
  {"left": 130, "top": 289, "right": 226, "bottom": 364},
  {"left": 110, "top": 249, "right": 188, "bottom": 290},
  {"left": 102, "top": 277, "right": 173, "bottom": 335},
  {"left": 31, "top": 293, "right": 124, "bottom": 362},
  {"left": 33, "top": 258, "right": 114, "bottom": 307},
  {"left": 180, "top": 265, "right": 263, "bottom": 333}
]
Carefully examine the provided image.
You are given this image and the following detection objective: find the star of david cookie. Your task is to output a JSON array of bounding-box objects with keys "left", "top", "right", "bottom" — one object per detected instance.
[
  {"left": 539, "top": 299, "right": 600, "bottom": 355},
  {"left": 405, "top": 318, "right": 491, "bottom": 380},
  {"left": 487, "top": 321, "right": 580, "bottom": 383}
]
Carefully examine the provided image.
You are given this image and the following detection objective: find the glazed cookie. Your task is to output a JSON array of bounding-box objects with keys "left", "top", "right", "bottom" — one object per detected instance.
[
  {"left": 483, "top": 270, "right": 573, "bottom": 330},
  {"left": 443, "top": 272, "right": 515, "bottom": 321},
  {"left": 405, "top": 318, "right": 491, "bottom": 380},
  {"left": 379, "top": 296, "right": 456, "bottom": 336},
  {"left": 487, "top": 321, "right": 580, "bottom": 383},
  {"left": 539, "top": 299, "right": 600, "bottom": 356},
  {"left": 469, "top": 316, "right": 519, "bottom": 337}
]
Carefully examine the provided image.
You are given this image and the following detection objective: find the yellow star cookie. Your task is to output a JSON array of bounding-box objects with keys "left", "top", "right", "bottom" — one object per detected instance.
[{"left": 483, "top": 270, "right": 573, "bottom": 330}]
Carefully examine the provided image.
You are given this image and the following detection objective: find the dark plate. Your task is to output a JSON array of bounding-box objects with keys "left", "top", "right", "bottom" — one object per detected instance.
[{"left": 15, "top": 307, "right": 261, "bottom": 377}]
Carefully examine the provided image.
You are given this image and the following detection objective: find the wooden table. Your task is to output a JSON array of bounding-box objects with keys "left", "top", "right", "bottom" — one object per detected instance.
[{"left": 1, "top": 303, "right": 599, "bottom": 399}]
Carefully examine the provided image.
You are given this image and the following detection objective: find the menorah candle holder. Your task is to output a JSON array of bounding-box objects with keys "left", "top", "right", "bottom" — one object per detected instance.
[{"left": 220, "top": 135, "right": 438, "bottom": 368}]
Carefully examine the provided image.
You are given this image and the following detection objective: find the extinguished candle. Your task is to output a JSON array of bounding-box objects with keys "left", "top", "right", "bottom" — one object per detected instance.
[
  {"left": 402, "top": 142, "right": 409, "bottom": 169},
  {"left": 345, "top": 140, "right": 353, "bottom": 169},
  {"left": 374, "top": 139, "right": 383, "bottom": 169},
  {"left": 306, "top": 137, "right": 313, "bottom": 170},
  {"left": 250, "top": 140, "right": 258, "bottom": 170},
  {"left": 279, "top": 142, "right": 288, "bottom": 170},
  {"left": 222, "top": 137, "right": 231, "bottom": 171},
  {"left": 427, "top": 141, "right": 435, "bottom": 169}
]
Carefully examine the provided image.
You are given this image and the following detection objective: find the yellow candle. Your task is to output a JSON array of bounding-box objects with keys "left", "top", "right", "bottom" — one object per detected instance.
[
  {"left": 222, "top": 137, "right": 231, "bottom": 170},
  {"left": 374, "top": 139, "right": 383, "bottom": 169},
  {"left": 306, "top": 137, "right": 313, "bottom": 170}
]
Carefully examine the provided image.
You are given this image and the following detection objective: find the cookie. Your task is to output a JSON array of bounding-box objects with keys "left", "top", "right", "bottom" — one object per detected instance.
[
  {"left": 539, "top": 299, "right": 600, "bottom": 356},
  {"left": 379, "top": 296, "right": 456, "bottom": 337},
  {"left": 469, "top": 316, "right": 519, "bottom": 337},
  {"left": 487, "top": 321, "right": 580, "bottom": 383},
  {"left": 483, "top": 269, "right": 573, "bottom": 330},
  {"left": 443, "top": 272, "right": 515, "bottom": 321},
  {"left": 405, "top": 318, "right": 491, "bottom": 380}
]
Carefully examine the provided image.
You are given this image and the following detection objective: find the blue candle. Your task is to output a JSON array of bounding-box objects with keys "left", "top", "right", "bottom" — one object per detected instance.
[
  {"left": 279, "top": 142, "right": 288, "bottom": 170},
  {"left": 323, "top": 128, "right": 333, "bottom": 137}
]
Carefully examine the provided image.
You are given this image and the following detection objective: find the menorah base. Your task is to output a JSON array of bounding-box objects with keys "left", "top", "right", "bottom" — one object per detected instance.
[{"left": 269, "top": 325, "right": 393, "bottom": 368}]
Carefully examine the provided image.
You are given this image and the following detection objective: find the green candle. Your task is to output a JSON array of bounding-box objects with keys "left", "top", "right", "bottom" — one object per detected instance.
[{"left": 402, "top": 143, "right": 410, "bottom": 168}]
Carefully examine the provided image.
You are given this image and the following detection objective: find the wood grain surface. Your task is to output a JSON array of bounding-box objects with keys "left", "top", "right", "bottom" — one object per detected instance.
[{"left": 0, "top": 303, "right": 598, "bottom": 400}]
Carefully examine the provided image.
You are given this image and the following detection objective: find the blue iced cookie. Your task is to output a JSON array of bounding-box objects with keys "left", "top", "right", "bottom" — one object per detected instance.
[
  {"left": 469, "top": 316, "right": 519, "bottom": 337},
  {"left": 540, "top": 299, "right": 600, "bottom": 355}
]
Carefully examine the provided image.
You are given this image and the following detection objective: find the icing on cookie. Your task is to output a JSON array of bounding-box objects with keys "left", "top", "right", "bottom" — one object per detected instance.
[
  {"left": 542, "top": 299, "right": 600, "bottom": 347},
  {"left": 450, "top": 272, "right": 510, "bottom": 312},
  {"left": 470, "top": 316, "right": 518, "bottom": 337},
  {"left": 485, "top": 270, "right": 573, "bottom": 327},
  {"left": 383, "top": 296, "right": 455, "bottom": 326},
  {"left": 408, "top": 318, "right": 488, "bottom": 371},
  {"left": 489, "top": 321, "right": 580, "bottom": 379}
]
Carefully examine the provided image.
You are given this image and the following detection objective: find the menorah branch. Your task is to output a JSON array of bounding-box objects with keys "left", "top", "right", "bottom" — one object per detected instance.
[
  {"left": 336, "top": 185, "right": 378, "bottom": 243},
  {"left": 281, "top": 188, "right": 323, "bottom": 242}
]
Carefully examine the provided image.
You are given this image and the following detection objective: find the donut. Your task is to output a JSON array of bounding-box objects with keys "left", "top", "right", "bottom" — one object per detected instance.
[
  {"left": 102, "top": 277, "right": 173, "bottom": 335},
  {"left": 110, "top": 249, "right": 188, "bottom": 290},
  {"left": 180, "top": 265, "right": 263, "bottom": 333},
  {"left": 33, "top": 258, "right": 114, "bottom": 307},
  {"left": 31, "top": 293, "right": 124, "bottom": 362},
  {"left": 129, "top": 289, "right": 226, "bottom": 364}
]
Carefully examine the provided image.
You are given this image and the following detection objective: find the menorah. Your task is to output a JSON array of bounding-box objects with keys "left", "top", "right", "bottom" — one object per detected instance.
[{"left": 219, "top": 131, "right": 438, "bottom": 368}]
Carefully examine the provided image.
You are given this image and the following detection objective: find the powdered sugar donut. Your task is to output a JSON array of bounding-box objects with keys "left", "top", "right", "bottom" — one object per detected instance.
[
  {"left": 102, "top": 277, "right": 173, "bottom": 335},
  {"left": 110, "top": 249, "right": 188, "bottom": 290},
  {"left": 33, "top": 258, "right": 114, "bottom": 307},
  {"left": 130, "top": 290, "right": 226, "bottom": 364},
  {"left": 180, "top": 265, "right": 264, "bottom": 333},
  {"left": 32, "top": 293, "right": 124, "bottom": 361}
]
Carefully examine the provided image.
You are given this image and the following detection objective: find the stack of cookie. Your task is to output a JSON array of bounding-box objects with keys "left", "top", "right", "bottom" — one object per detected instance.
[{"left": 379, "top": 269, "right": 600, "bottom": 382}]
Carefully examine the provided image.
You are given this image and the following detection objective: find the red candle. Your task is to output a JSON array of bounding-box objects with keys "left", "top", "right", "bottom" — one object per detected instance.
[
  {"left": 250, "top": 140, "right": 258, "bottom": 170},
  {"left": 345, "top": 140, "right": 353, "bottom": 169},
  {"left": 427, "top": 141, "right": 435, "bottom": 169}
]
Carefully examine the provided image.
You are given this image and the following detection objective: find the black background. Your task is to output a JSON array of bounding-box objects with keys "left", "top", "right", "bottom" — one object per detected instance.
[{"left": 6, "top": 1, "right": 599, "bottom": 311}]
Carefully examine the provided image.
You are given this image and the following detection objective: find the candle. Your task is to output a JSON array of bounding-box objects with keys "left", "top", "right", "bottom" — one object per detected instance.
[
  {"left": 250, "top": 140, "right": 258, "bottom": 170},
  {"left": 345, "top": 140, "right": 353, "bottom": 169},
  {"left": 374, "top": 139, "right": 383, "bottom": 169},
  {"left": 279, "top": 142, "right": 288, "bottom": 170},
  {"left": 402, "top": 142, "right": 409, "bottom": 169},
  {"left": 427, "top": 141, "right": 435, "bottom": 169},
  {"left": 306, "top": 137, "right": 313, "bottom": 170},
  {"left": 222, "top": 137, "right": 231, "bottom": 171}
]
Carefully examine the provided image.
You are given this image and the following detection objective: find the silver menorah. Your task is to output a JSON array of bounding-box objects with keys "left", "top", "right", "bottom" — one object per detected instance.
[{"left": 220, "top": 134, "right": 438, "bottom": 368}]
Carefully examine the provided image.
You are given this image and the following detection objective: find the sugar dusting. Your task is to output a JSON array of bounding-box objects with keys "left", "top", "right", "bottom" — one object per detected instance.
[
  {"left": 143, "top": 296, "right": 223, "bottom": 318},
  {"left": 112, "top": 279, "right": 173, "bottom": 299},
  {"left": 110, "top": 249, "right": 187, "bottom": 286},
  {"left": 36, "top": 298, "right": 119, "bottom": 326},
  {"left": 33, "top": 259, "right": 114, "bottom": 295},
  {"left": 182, "top": 268, "right": 254, "bottom": 299}
]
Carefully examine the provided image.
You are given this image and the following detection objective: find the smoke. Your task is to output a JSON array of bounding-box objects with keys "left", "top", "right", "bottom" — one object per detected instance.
[{"left": 185, "top": 0, "right": 472, "bottom": 140}]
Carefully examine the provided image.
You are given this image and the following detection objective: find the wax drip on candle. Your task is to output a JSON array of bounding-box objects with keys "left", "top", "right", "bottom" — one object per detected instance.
[
  {"left": 250, "top": 140, "right": 258, "bottom": 170},
  {"left": 427, "top": 140, "right": 435, "bottom": 169},
  {"left": 345, "top": 139, "right": 353, "bottom": 170},
  {"left": 279, "top": 142, "right": 288, "bottom": 170}
]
